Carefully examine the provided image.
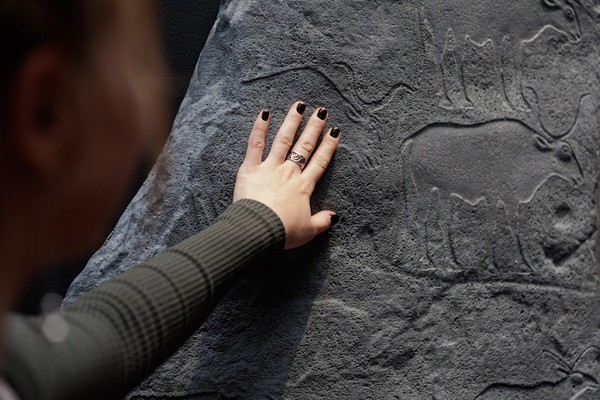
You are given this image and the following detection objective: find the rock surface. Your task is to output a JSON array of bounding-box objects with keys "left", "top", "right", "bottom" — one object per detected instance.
[{"left": 66, "top": 1, "right": 600, "bottom": 398}]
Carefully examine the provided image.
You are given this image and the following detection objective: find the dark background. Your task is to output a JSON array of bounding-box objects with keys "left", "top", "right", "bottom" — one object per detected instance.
[{"left": 17, "top": 0, "right": 222, "bottom": 314}]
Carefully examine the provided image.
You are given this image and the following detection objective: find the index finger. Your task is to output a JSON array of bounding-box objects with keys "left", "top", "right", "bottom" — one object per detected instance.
[
  {"left": 243, "top": 110, "right": 270, "bottom": 166},
  {"left": 302, "top": 127, "right": 341, "bottom": 184}
]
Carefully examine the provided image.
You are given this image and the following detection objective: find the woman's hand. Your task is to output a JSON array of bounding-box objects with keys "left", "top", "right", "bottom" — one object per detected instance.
[{"left": 233, "top": 101, "right": 340, "bottom": 249}]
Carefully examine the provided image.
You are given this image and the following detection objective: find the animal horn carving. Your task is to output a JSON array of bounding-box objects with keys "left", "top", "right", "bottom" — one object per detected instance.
[
  {"left": 573, "top": 346, "right": 600, "bottom": 382},
  {"left": 528, "top": 89, "right": 590, "bottom": 139},
  {"left": 571, "top": 0, "right": 596, "bottom": 18}
]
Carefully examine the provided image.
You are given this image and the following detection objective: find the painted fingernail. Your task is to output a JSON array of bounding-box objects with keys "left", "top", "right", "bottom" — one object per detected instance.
[
  {"left": 330, "top": 127, "right": 340, "bottom": 138},
  {"left": 331, "top": 214, "right": 340, "bottom": 226},
  {"left": 261, "top": 110, "right": 270, "bottom": 121},
  {"left": 296, "top": 102, "right": 306, "bottom": 114},
  {"left": 317, "top": 108, "right": 328, "bottom": 120}
]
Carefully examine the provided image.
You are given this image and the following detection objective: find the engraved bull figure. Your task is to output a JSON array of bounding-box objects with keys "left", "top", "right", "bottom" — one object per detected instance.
[
  {"left": 402, "top": 95, "right": 586, "bottom": 267},
  {"left": 423, "top": 0, "right": 585, "bottom": 109}
]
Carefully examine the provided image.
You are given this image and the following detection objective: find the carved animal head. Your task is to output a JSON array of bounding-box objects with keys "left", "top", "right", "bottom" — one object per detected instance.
[
  {"left": 573, "top": 346, "right": 600, "bottom": 387},
  {"left": 543, "top": 0, "right": 583, "bottom": 41},
  {"left": 527, "top": 92, "right": 589, "bottom": 186},
  {"left": 544, "top": 349, "right": 600, "bottom": 397},
  {"left": 561, "top": 371, "right": 599, "bottom": 398},
  {"left": 534, "top": 135, "right": 583, "bottom": 185}
]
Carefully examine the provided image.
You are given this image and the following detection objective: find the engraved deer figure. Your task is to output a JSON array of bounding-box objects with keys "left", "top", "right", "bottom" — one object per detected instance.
[
  {"left": 474, "top": 348, "right": 600, "bottom": 399},
  {"left": 401, "top": 94, "right": 587, "bottom": 268},
  {"left": 423, "top": 0, "right": 585, "bottom": 109}
]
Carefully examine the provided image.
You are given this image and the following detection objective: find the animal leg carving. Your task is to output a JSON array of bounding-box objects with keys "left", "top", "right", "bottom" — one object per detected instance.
[
  {"left": 492, "top": 201, "right": 527, "bottom": 273},
  {"left": 510, "top": 42, "right": 531, "bottom": 111},
  {"left": 425, "top": 188, "right": 456, "bottom": 270},
  {"left": 500, "top": 37, "right": 531, "bottom": 111},
  {"left": 439, "top": 29, "right": 473, "bottom": 109}
]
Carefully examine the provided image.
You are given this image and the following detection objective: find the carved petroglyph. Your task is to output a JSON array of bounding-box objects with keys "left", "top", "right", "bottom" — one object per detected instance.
[
  {"left": 242, "top": 63, "right": 415, "bottom": 171},
  {"left": 448, "top": 196, "right": 490, "bottom": 270},
  {"left": 424, "top": 188, "right": 458, "bottom": 270},
  {"left": 401, "top": 95, "right": 587, "bottom": 273},
  {"left": 492, "top": 201, "right": 533, "bottom": 273},
  {"left": 241, "top": 63, "right": 415, "bottom": 122},
  {"left": 378, "top": 181, "right": 424, "bottom": 267},
  {"left": 423, "top": 0, "right": 584, "bottom": 109},
  {"left": 518, "top": 175, "right": 598, "bottom": 270},
  {"left": 474, "top": 347, "right": 600, "bottom": 399}
]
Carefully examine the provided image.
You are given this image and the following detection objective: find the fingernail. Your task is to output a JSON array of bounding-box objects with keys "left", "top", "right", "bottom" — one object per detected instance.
[
  {"left": 296, "top": 102, "right": 306, "bottom": 114},
  {"left": 330, "top": 127, "right": 340, "bottom": 138},
  {"left": 261, "top": 110, "right": 270, "bottom": 121},
  {"left": 330, "top": 214, "right": 340, "bottom": 226},
  {"left": 317, "top": 108, "right": 328, "bottom": 120}
]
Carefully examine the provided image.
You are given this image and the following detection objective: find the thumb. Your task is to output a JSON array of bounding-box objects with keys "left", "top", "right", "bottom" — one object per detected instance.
[{"left": 311, "top": 211, "right": 337, "bottom": 235}]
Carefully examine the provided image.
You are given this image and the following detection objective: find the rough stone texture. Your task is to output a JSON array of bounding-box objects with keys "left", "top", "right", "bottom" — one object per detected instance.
[{"left": 66, "top": 1, "right": 600, "bottom": 398}]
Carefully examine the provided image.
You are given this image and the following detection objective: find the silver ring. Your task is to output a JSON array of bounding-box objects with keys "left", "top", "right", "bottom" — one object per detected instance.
[{"left": 286, "top": 151, "right": 307, "bottom": 170}]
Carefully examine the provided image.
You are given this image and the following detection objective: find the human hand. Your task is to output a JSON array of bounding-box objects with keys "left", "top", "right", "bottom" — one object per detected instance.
[{"left": 233, "top": 101, "right": 340, "bottom": 249}]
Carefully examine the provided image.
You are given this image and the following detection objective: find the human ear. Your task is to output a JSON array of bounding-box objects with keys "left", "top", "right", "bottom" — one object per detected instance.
[{"left": 8, "top": 47, "right": 76, "bottom": 180}]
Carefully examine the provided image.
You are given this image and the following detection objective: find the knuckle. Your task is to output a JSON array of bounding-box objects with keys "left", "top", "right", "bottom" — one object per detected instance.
[
  {"left": 237, "top": 162, "right": 253, "bottom": 173},
  {"left": 299, "top": 140, "right": 315, "bottom": 154},
  {"left": 276, "top": 135, "right": 294, "bottom": 148},
  {"left": 253, "top": 124, "right": 268, "bottom": 136},
  {"left": 248, "top": 139, "right": 264, "bottom": 150},
  {"left": 318, "top": 141, "right": 337, "bottom": 158},
  {"left": 323, "top": 138, "right": 338, "bottom": 150},
  {"left": 282, "top": 163, "right": 296, "bottom": 178},
  {"left": 311, "top": 155, "right": 329, "bottom": 170},
  {"left": 300, "top": 179, "right": 314, "bottom": 195},
  {"left": 308, "top": 119, "right": 324, "bottom": 130},
  {"left": 312, "top": 224, "right": 321, "bottom": 236}
]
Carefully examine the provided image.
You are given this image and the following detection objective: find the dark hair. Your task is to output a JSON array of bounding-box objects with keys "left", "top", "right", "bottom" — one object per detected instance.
[
  {"left": 0, "top": 0, "right": 168, "bottom": 165},
  {"left": 0, "top": 0, "right": 117, "bottom": 97}
]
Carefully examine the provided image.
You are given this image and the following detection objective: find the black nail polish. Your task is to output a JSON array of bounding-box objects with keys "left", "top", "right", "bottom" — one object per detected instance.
[
  {"left": 296, "top": 102, "right": 306, "bottom": 114},
  {"left": 261, "top": 110, "right": 270, "bottom": 121},
  {"left": 330, "top": 127, "right": 340, "bottom": 138},
  {"left": 317, "top": 108, "right": 328, "bottom": 120},
  {"left": 330, "top": 214, "right": 340, "bottom": 226}
]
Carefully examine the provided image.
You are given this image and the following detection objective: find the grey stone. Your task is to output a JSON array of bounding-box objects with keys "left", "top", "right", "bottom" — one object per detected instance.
[{"left": 65, "top": 0, "right": 600, "bottom": 398}]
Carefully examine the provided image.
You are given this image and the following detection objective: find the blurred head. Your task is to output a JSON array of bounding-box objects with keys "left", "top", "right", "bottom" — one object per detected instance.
[{"left": 0, "top": 0, "right": 168, "bottom": 266}]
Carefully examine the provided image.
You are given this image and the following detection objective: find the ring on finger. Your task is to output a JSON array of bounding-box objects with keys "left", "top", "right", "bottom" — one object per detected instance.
[{"left": 286, "top": 151, "right": 307, "bottom": 170}]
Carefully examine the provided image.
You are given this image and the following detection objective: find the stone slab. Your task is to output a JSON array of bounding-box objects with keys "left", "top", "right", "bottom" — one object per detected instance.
[{"left": 66, "top": 1, "right": 600, "bottom": 398}]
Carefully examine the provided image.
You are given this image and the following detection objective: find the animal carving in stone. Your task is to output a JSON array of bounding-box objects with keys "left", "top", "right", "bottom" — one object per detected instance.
[
  {"left": 423, "top": 0, "right": 584, "bottom": 109},
  {"left": 402, "top": 95, "right": 586, "bottom": 267},
  {"left": 474, "top": 348, "right": 600, "bottom": 399}
]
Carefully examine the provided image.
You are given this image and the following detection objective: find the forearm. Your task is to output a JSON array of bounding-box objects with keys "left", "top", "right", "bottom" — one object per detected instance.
[{"left": 2, "top": 199, "right": 285, "bottom": 400}]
